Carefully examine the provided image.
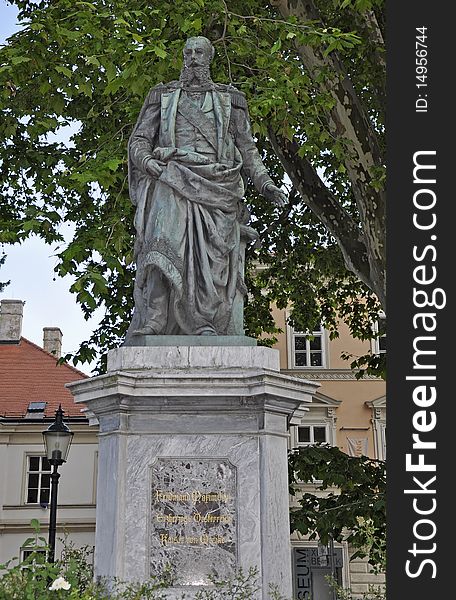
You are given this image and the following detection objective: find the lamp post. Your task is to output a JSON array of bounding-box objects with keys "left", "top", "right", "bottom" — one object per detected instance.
[{"left": 42, "top": 405, "right": 73, "bottom": 563}]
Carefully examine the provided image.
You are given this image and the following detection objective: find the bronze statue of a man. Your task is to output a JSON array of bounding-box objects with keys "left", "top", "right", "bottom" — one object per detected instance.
[{"left": 125, "top": 36, "right": 286, "bottom": 341}]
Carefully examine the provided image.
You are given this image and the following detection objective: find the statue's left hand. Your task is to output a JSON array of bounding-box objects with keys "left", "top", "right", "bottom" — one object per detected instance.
[{"left": 262, "top": 182, "right": 287, "bottom": 208}]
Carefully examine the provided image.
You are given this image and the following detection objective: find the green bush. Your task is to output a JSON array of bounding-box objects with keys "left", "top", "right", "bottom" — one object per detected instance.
[
  {"left": 326, "top": 576, "right": 386, "bottom": 600},
  {"left": 0, "top": 523, "right": 288, "bottom": 599}
]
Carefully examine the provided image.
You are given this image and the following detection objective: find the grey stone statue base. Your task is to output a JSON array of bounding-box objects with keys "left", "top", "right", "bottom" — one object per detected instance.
[
  {"left": 123, "top": 334, "right": 257, "bottom": 347},
  {"left": 68, "top": 346, "right": 319, "bottom": 599}
]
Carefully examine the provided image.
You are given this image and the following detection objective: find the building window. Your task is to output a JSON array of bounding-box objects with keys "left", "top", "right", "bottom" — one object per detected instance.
[
  {"left": 372, "top": 314, "right": 386, "bottom": 355},
  {"left": 25, "top": 401, "right": 47, "bottom": 419},
  {"left": 21, "top": 548, "right": 47, "bottom": 562},
  {"left": 297, "top": 424, "right": 328, "bottom": 446},
  {"left": 26, "top": 456, "right": 51, "bottom": 504},
  {"left": 292, "top": 325, "right": 326, "bottom": 368}
]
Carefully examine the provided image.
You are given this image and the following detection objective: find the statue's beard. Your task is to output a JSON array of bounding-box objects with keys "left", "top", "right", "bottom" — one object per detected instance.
[{"left": 179, "top": 65, "right": 212, "bottom": 87}]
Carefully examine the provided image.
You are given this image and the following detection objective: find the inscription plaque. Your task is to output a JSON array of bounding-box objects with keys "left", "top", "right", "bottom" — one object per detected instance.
[{"left": 150, "top": 458, "right": 237, "bottom": 585}]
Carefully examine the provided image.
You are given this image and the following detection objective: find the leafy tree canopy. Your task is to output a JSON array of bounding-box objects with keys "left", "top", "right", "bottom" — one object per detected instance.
[
  {"left": 0, "top": 0, "right": 385, "bottom": 372},
  {"left": 289, "top": 444, "right": 386, "bottom": 571}
]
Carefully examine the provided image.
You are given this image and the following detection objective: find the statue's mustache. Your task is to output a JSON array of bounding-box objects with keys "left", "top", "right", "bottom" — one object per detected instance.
[{"left": 182, "top": 65, "right": 210, "bottom": 74}]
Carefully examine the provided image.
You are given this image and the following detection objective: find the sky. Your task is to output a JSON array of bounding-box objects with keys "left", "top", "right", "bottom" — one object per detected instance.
[{"left": 0, "top": 2, "right": 101, "bottom": 374}]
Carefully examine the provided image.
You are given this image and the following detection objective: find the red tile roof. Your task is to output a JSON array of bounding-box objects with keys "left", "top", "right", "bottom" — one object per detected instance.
[{"left": 0, "top": 337, "right": 88, "bottom": 418}]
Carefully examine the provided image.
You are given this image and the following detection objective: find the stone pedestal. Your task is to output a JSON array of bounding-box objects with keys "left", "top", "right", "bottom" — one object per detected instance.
[{"left": 68, "top": 346, "right": 318, "bottom": 599}]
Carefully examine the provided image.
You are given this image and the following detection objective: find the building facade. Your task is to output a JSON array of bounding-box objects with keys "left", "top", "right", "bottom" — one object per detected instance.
[{"left": 0, "top": 299, "right": 97, "bottom": 566}]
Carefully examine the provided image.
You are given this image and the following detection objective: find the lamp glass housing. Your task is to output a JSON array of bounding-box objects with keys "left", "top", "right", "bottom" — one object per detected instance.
[
  {"left": 43, "top": 430, "right": 73, "bottom": 463},
  {"left": 42, "top": 406, "right": 73, "bottom": 464}
]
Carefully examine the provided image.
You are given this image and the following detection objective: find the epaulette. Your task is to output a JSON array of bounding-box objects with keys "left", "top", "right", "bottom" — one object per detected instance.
[
  {"left": 147, "top": 83, "right": 167, "bottom": 104},
  {"left": 214, "top": 83, "right": 248, "bottom": 108},
  {"left": 225, "top": 85, "right": 248, "bottom": 109},
  {"left": 148, "top": 81, "right": 182, "bottom": 102}
]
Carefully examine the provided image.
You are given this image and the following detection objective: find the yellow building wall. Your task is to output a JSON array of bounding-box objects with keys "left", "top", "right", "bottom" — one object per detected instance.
[
  {"left": 270, "top": 304, "right": 386, "bottom": 459},
  {"left": 327, "top": 319, "right": 372, "bottom": 369}
]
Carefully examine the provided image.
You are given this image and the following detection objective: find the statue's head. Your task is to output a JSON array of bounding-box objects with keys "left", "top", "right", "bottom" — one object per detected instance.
[{"left": 182, "top": 37, "right": 215, "bottom": 69}]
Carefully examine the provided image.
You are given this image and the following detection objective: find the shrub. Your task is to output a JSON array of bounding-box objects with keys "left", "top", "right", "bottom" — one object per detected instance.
[{"left": 0, "top": 525, "right": 288, "bottom": 599}]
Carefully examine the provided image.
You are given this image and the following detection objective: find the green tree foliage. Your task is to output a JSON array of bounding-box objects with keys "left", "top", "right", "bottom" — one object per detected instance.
[
  {"left": 289, "top": 444, "right": 386, "bottom": 571},
  {"left": 0, "top": 0, "right": 385, "bottom": 372},
  {"left": 0, "top": 254, "right": 9, "bottom": 293}
]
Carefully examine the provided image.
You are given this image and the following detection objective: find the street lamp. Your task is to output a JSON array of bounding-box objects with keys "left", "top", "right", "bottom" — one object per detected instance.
[{"left": 42, "top": 405, "right": 73, "bottom": 563}]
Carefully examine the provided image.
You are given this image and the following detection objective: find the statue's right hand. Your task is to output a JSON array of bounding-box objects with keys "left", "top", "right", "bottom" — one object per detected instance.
[{"left": 144, "top": 158, "right": 163, "bottom": 178}]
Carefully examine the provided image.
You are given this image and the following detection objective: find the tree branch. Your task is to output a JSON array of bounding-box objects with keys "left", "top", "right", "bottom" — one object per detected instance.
[{"left": 268, "top": 128, "right": 373, "bottom": 291}]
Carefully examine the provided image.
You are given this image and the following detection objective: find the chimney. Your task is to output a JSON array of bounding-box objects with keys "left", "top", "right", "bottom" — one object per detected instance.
[
  {"left": 0, "top": 299, "right": 24, "bottom": 343},
  {"left": 43, "top": 327, "right": 63, "bottom": 358}
]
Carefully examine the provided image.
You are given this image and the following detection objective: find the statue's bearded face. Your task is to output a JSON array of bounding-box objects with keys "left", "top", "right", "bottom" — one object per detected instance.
[{"left": 180, "top": 38, "right": 213, "bottom": 87}]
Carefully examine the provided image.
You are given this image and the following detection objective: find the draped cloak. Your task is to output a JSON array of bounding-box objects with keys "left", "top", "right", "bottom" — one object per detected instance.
[{"left": 126, "top": 85, "right": 269, "bottom": 338}]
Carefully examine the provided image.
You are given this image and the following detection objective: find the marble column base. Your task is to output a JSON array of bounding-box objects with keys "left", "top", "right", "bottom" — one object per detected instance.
[{"left": 68, "top": 346, "right": 319, "bottom": 599}]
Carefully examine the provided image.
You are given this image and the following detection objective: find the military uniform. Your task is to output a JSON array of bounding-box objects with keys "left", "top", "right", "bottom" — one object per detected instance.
[{"left": 125, "top": 81, "right": 273, "bottom": 339}]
